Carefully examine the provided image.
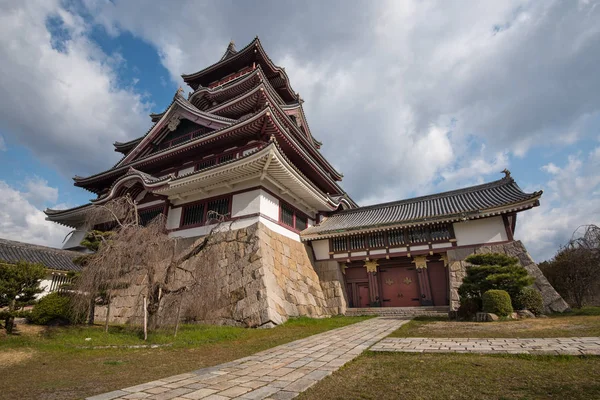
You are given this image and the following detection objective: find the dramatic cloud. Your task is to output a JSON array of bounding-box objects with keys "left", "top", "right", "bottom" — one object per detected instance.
[
  {"left": 0, "top": 179, "right": 70, "bottom": 248},
  {"left": 1, "top": 0, "right": 599, "bottom": 257},
  {"left": 517, "top": 146, "right": 600, "bottom": 260},
  {"left": 0, "top": 0, "right": 151, "bottom": 177}
]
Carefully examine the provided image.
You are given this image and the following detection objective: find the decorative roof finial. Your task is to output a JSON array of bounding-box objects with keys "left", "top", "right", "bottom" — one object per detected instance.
[
  {"left": 502, "top": 168, "right": 511, "bottom": 179},
  {"left": 176, "top": 86, "right": 184, "bottom": 97}
]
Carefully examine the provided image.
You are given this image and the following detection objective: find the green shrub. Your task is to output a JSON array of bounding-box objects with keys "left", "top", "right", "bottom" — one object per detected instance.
[
  {"left": 514, "top": 287, "right": 544, "bottom": 315},
  {"left": 28, "top": 293, "right": 74, "bottom": 325},
  {"left": 482, "top": 290, "right": 513, "bottom": 317},
  {"left": 457, "top": 297, "right": 481, "bottom": 320},
  {"left": 458, "top": 253, "right": 534, "bottom": 304}
]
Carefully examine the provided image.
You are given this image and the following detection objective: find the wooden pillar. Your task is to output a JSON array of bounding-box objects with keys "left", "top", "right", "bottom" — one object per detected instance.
[
  {"left": 413, "top": 256, "right": 433, "bottom": 306},
  {"left": 365, "top": 260, "right": 380, "bottom": 307}
]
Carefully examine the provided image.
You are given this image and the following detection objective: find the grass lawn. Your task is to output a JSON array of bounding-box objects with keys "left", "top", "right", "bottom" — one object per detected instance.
[
  {"left": 299, "top": 351, "right": 600, "bottom": 400},
  {"left": 0, "top": 316, "right": 370, "bottom": 400},
  {"left": 390, "top": 308, "right": 600, "bottom": 338}
]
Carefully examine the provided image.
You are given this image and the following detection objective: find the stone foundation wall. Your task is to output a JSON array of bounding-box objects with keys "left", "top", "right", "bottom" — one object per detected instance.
[
  {"left": 447, "top": 240, "right": 570, "bottom": 313},
  {"left": 313, "top": 260, "right": 348, "bottom": 315},
  {"left": 95, "top": 222, "right": 341, "bottom": 328}
]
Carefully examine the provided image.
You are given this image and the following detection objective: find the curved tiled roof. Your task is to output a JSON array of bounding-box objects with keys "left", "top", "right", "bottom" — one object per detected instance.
[
  {"left": 301, "top": 175, "right": 542, "bottom": 238},
  {"left": 0, "top": 238, "right": 81, "bottom": 271}
]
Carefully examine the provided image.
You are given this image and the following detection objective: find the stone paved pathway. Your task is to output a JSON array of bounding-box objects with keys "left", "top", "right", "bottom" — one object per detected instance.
[
  {"left": 87, "top": 317, "right": 409, "bottom": 400},
  {"left": 371, "top": 337, "right": 600, "bottom": 355}
]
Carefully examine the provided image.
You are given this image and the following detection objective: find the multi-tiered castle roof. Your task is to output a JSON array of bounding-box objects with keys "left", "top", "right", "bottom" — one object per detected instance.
[{"left": 46, "top": 38, "right": 356, "bottom": 231}]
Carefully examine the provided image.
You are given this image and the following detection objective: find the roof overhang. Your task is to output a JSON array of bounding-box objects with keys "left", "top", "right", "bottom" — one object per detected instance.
[
  {"left": 300, "top": 196, "right": 541, "bottom": 241},
  {"left": 117, "top": 94, "right": 235, "bottom": 167},
  {"left": 154, "top": 143, "right": 341, "bottom": 213}
]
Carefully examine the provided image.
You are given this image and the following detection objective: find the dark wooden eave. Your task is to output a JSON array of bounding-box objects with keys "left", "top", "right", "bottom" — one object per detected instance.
[
  {"left": 72, "top": 107, "right": 346, "bottom": 196},
  {"left": 181, "top": 37, "right": 298, "bottom": 104}
]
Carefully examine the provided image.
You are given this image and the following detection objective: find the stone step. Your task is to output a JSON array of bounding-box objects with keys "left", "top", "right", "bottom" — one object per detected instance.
[{"left": 345, "top": 306, "right": 449, "bottom": 317}]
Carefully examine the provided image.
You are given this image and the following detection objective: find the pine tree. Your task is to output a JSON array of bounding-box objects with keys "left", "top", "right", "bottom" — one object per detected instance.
[{"left": 458, "top": 253, "right": 534, "bottom": 306}]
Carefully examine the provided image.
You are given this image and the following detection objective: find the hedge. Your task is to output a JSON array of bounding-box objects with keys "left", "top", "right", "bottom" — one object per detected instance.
[
  {"left": 514, "top": 287, "right": 544, "bottom": 315},
  {"left": 482, "top": 289, "right": 513, "bottom": 317}
]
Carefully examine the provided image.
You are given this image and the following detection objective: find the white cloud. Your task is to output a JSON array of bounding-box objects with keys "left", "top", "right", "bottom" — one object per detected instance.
[
  {"left": 22, "top": 177, "right": 59, "bottom": 208},
  {"left": 0, "top": 180, "right": 70, "bottom": 248},
  {"left": 0, "top": 0, "right": 152, "bottom": 176},
  {"left": 517, "top": 147, "right": 600, "bottom": 261},
  {"left": 0, "top": 134, "right": 5, "bottom": 151}
]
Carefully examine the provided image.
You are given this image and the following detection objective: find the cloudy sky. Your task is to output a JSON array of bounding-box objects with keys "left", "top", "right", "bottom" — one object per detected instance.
[{"left": 0, "top": 0, "right": 599, "bottom": 261}]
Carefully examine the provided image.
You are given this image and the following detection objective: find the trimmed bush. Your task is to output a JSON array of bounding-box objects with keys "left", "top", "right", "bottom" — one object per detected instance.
[
  {"left": 28, "top": 293, "right": 74, "bottom": 325},
  {"left": 482, "top": 290, "right": 513, "bottom": 317},
  {"left": 514, "top": 287, "right": 544, "bottom": 315},
  {"left": 457, "top": 297, "right": 481, "bottom": 320}
]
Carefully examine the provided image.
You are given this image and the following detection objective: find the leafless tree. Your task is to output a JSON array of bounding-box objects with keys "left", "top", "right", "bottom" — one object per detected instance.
[
  {"left": 540, "top": 225, "right": 600, "bottom": 308},
  {"left": 72, "top": 195, "right": 256, "bottom": 331}
]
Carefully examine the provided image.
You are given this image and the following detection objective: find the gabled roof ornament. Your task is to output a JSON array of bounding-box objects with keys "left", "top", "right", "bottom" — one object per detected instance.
[
  {"left": 176, "top": 86, "right": 185, "bottom": 97},
  {"left": 167, "top": 115, "right": 181, "bottom": 131},
  {"left": 502, "top": 168, "right": 511, "bottom": 179}
]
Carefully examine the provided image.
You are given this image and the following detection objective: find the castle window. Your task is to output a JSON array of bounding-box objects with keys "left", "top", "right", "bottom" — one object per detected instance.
[
  {"left": 368, "top": 232, "right": 386, "bottom": 248},
  {"left": 279, "top": 202, "right": 309, "bottom": 231},
  {"left": 332, "top": 237, "right": 348, "bottom": 252},
  {"left": 181, "top": 196, "right": 231, "bottom": 228},
  {"left": 181, "top": 203, "right": 205, "bottom": 227},
  {"left": 280, "top": 203, "right": 295, "bottom": 228}
]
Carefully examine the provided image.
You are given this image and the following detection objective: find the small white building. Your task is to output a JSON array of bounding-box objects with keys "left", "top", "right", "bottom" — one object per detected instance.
[{"left": 0, "top": 238, "right": 80, "bottom": 298}]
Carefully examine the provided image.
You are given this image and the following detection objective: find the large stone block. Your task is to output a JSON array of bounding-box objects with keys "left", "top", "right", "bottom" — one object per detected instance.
[{"left": 446, "top": 241, "right": 569, "bottom": 313}]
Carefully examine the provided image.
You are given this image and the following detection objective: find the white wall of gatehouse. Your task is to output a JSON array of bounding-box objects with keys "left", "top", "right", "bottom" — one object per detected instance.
[{"left": 452, "top": 216, "right": 508, "bottom": 246}]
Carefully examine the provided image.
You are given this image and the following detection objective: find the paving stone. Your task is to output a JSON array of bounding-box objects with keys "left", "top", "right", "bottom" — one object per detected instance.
[
  {"left": 88, "top": 318, "right": 409, "bottom": 400},
  {"left": 181, "top": 388, "right": 218, "bottom": 399},
  {"left": 284, "top": 379, "right": 317, "bottom": 392},
  {"left": 240, "top": 385, "right": 280, "bottom": 400},
  {"left": 217, "top": 386, "right": 253, "bottom": 397},
  {"left": 86, "top": 390, "right": 131, "bottom": 400},
  {"left": 123, "top": 382, "right": 166, "bottom": 393},
  {"left": 267, "top": 390, "right": 299, "bottom": 399},
  {"left": 148, "top": 388, "right": 194, "bottom": 400},
  {"left": 122, "top": 393, "right": 152, "bottom": 399}
]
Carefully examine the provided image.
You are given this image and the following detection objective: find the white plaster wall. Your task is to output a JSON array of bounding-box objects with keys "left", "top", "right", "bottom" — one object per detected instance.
[
  {"left": 166, "top": 207, "right": 182, "bottom": 230},
  {"left": 258, "top": 216, "right": 301, "bottom": 242},
  {"left": 62, "top": 229, "right": 87, "bottom": 250},
  {"left": 312, "top": 239, "right": 330, "bottom": 260},
  {"left": 453, "top": 216, "right": 508, "bottom": 246},
  {"left": 232, "top": 190, "right": 261, "bottom": 217},
  {"left": 170, "top": 216, "right": 261, "bottom": 238},
  {"left": 259, "top": 190, "right": 280, "bottom": 220},
  {"left": 39, "top": 277, "right": 53, "bottom": 297}
]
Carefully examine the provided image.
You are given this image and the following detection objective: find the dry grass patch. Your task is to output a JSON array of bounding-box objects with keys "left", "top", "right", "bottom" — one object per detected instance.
[
  {"left": 0, "top": 349, "right": 36, "bottom": 369},
  {"left": 0, "top": 316, "right": 370, "bottom": 400},
  {"left": 390, "top": 315, "right": 600, "bottom": 338},
  {"left": 299, "top": 352, "right": 600, "bottom": 400}
]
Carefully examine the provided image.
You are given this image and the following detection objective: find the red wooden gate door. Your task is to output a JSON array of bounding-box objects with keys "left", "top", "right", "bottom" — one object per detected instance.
[
  {"left": 380, "top": 266, "right": 420, "bottom": 307},
  {"left": 428, "top": 261, "right": 449, "bottom": 306},
  {"left": 358, "top": 284, "right": 370, "bottom": 308}
]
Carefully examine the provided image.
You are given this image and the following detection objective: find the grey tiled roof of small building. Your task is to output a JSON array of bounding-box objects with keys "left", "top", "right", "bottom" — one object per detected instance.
[
  {"left": 0, "top": 238, "right": 82, "bottom": 271},
  {"left": 301, "top": 176, "right": 542, "bottom": 237}
]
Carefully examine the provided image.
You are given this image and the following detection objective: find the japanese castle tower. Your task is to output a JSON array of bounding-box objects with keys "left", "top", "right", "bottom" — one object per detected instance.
[{"left": 46, "top": 38, "right": 568, "bottom": 326}]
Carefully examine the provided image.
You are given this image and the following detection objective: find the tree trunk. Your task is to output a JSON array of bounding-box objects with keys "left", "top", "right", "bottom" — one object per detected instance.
[
  {"left": 88, "top": 297, "right": 96, "bottom": 325},
  {"left": 5, "top": 299, "right": 16, "bottom": 334},
  {"left": 104, "top": 291, "right": 111, "bottom": 333}
]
